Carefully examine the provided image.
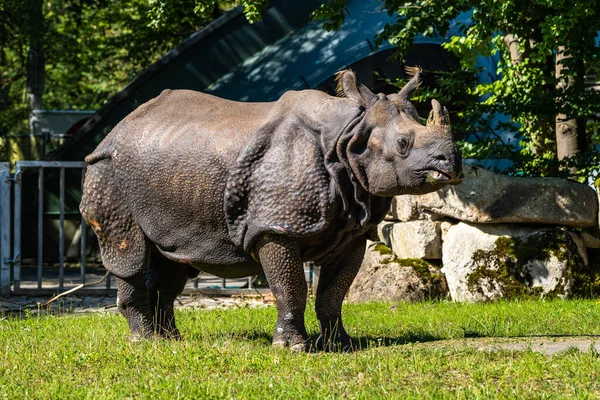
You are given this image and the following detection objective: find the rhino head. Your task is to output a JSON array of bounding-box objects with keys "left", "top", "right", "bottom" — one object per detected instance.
[{"left": 335, "top": 69, "right": 463, "bottom": 196}]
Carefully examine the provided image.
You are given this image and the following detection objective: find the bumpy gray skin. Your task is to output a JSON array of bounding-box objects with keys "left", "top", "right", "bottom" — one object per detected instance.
[{"left": 80, "top": 70, "right": 462, "bottom": 351}]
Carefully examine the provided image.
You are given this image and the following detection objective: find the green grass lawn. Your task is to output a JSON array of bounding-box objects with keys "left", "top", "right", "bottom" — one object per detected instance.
[{"left": 1, "top": 299, "right": 600, "bottom": 399}]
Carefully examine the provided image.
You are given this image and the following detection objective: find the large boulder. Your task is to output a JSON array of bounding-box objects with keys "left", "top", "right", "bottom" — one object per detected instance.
[
  {"left": 377, "top": 220, "right": 443, "bottom": 260},
  {"left": 441, "top": 223, "right": 586, "bottom": 302},
  {"left": 347, "top": 242, "right": 448, "bottom": 302},
  {"left": 386, "top": 166, "right": 598, "bottom": 228}
]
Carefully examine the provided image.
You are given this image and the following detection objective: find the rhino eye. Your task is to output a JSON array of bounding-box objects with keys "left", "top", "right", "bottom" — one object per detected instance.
[{"left": 397, "top": 137, "right": 410, "bottom": 156}]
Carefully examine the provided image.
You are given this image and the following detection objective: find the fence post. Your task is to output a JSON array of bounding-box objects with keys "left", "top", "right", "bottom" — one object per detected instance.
[
  {"left": 12, "top": 164, "right": 22, "bottom": 291},
  {"left": 0, "top": 163, "right": 11, "bottom": 296}
]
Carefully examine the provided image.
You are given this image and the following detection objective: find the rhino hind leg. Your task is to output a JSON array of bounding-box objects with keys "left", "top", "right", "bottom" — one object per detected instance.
[
  {"left": 256, "top": 235, "right": 309, "bottom": 352},
  {"left": 146, "top": 249, "right": 200, "bottom": 339},
  {"left": 314, "top": 238, "right": 367, "bottom": 352},
  {"left": 81, "top": 163, "right": 154, "bottom": 338}
]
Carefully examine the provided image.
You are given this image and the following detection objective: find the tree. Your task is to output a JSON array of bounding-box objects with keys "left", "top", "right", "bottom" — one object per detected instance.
[
  {"left": 0, "top": 0, "right": 238, "bottom": 146},
  {"left": 315, "top": 0, "right": 600, "bottom": 180},
  {"left": 4, "top": 0, "right": 598, "bottom": 179}
]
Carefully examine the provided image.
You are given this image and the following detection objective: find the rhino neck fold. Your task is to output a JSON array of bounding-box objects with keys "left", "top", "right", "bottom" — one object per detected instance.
[{"left": 322, "top": 109, "right": 375, "bottom": 228}]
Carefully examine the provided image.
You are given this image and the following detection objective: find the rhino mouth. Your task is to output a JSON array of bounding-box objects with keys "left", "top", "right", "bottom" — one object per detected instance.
[{"left": 424, "top": 169, "right": 464, "bottom": 185}]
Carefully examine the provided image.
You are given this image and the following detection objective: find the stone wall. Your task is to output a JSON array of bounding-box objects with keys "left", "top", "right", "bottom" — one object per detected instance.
[{"left": 348, "top": 166, "right": 600, "bottom": 302}]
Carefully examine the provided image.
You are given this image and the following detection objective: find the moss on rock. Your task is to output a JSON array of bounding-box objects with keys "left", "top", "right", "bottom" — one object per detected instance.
[
  {"left": 398, "top": 258, "right": 444, "bottom": 287},
  {"left": 370, "top": 243, "right": 444, "bottom": 289},
  {"left": 466, "top": 230, "right": 587, "bottom": 300},
  {"left": 373, "top": 243, "right": 393, "bottom": 256}
]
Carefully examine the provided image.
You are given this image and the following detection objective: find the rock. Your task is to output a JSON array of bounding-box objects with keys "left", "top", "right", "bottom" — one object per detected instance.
[
  {"left": 386, "top": 197, "right": 443, "bottom": 222},
  {"left": 582, "top": 231, "right": 600, "bottom": 249},
  {"left": 387, "top": 166, "right": 597, "bottom": 228},
  {"left": 386, "top": 195, "right": 421, "bottom": 221},
  {"left": 566, "top": 231, "right": 588, "bottom": 266},
  {"left": 598, "top": 183, "right": 600, "bottom": 229},
  {"left": 441, "top": 223, "right": 584, "bottom": 302},
  {"left": 378, "top": 220, "right": 442, "bottom": 259},
  {"left": 440, "top": 220, "right": 454, "bottom": 242},
  {"left": 347, "top": 243, "right": 448, "bottom": 302}
]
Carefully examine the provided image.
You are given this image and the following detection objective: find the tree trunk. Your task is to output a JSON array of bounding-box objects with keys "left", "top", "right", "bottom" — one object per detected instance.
[
  {"left": 555, "top": 46, "right": 585, "bottom": 163},
  {"left": 26, "top": 0, "right": 44, "bottom": 139},
  {"left": 503, "top": 33, "right": 550, "bottom": 156}
]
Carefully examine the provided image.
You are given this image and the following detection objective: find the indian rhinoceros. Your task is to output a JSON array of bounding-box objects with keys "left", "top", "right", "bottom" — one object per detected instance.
[{"left": 80, "top": 69, "right": 463, "bottom": 351}]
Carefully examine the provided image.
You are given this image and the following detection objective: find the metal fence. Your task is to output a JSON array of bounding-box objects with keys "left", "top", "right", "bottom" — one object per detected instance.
[
  {"left": 11, "top": 161, "right": 90, "bottom": 294},
  {"left": 0, "top": 162, "right": 11, "bottom": 296},
  {"left": 0, "top": 160, "right": 316, "bottom": 297}
]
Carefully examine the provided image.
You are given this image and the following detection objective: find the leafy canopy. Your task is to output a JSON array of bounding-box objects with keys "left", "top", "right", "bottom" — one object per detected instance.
[
  {"left": 0, "top": 0, "right": 238, "bottom": 141},
  {"left": 316, "top": 0, "right": 600, "bottom": 180},
  {"left": 3, "top": 0, "right": 599, "bottom": 180}
]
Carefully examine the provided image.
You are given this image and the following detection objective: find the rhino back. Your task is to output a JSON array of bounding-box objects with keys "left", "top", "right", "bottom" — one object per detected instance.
[{"left": 90, "top": 89, "right": 273, "bottom": 265}]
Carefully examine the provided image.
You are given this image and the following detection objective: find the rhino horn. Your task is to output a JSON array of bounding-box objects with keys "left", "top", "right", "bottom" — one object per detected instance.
[{"left": 427, "top": 99, "right": 452, "bottom": 137}]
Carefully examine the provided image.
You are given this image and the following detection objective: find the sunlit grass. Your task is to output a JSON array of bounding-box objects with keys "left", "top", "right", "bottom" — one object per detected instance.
[{"left": 1, "top": 299, "right": 599, "bottom": 398}]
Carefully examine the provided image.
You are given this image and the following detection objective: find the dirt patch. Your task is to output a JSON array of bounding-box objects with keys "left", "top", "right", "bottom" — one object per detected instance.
[
  {"left": 417, "top": 336, "right": 600, "bottom": 355},
  {"left": 0, "top": 293, "right": 273, "bottom": 315}
]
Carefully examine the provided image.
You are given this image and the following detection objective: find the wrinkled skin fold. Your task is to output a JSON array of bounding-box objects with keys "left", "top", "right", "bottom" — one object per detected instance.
[{"left": 80, "top": 69, "right": 463, "bottom": 351}]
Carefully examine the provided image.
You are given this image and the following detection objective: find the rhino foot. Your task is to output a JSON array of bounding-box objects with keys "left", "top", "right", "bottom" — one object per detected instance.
[
  {"left": 272, "top": 326, "right": 309, "bottom": 352},
  {"left": 314, "top": 331, "right": 354, "bottom": 353},
  {"left": 272, "top": 339, "right": 308, "bottom": 353},
  {"left": 290, "top": 342, "right": 309, "bottom": 352}
]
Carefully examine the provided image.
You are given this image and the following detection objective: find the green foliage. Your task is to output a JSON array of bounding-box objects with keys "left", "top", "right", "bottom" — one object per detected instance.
[
  {"left": 0, "top": 0, "right": 275, "bottom": 152},
  {"left": 0, "top": 0, "right": 36, "bottom": 144},
  {"left": 317, "top": 0, "right": 600, "bottom": 180},
  {"left": 310, "top": 0, "right": 348, "bottom": 31},
  {"left": 0, "top": 0, "right": 237, "bottom": 148},
  {"left": 237, "top": 0, "right": 269, "bottom": 24},
  {"left": 148, "top": 0, "right": 266, "bottom": 26}
]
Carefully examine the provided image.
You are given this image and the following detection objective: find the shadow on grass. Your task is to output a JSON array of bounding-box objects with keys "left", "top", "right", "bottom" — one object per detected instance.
[
  {"left": 222, "top": 329, "right": 600, "bottom": 353},
  {"left": 350, "top": 335, "right": 445, "bottom": 350},
  {"left": 336, "top": 332, "right": 444, "bottom": 352},
  {"left": 215, "top": 330, "right": 445, "bottom": 352},
  {"left": 223, "top": 330, "right": 446, "bottom": 352}
]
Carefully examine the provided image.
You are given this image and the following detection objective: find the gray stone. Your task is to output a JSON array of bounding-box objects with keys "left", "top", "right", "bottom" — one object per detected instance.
[
  {"left": 387, "top": 166, "right": 598, "bottom": 228},
  {"left": 378, "top": 220, "right": 443, "bottom": 260},
  {"left": 566, "top": 231, "right": 588, "bottom": 266},
  {"left": 347, "top": 243, "right": 448, "bottom": 303},
  {"left": 440, "top": 220, "right": 454, "bottom": 242},
  {"left": 598, "top": 185, "right": 600, "bottom": 231},
  {"left": 582, "top": 231, "right": 600, "bottom": 249},
  {"left": 386, "top": 195, "right": 422, "bottom": 221},
  {"left": 441, "top": 223, "right": 582, "bottom": 302}
]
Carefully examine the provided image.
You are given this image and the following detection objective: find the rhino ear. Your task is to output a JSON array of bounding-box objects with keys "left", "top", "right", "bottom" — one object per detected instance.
[{"left": 335, "top": 70, "right": 377, "bottom": 107}]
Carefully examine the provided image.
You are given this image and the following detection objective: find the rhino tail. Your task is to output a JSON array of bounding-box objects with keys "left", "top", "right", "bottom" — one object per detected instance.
[
  {"left": 84, "top": 149, "right": 111, "bottom": 165},
  {"left": 84, "top": 134, "right": 116, "bottom": 164}
]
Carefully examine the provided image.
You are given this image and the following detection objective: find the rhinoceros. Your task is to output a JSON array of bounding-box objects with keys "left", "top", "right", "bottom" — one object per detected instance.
[{"left": 80, "top": 69, "right": 462, "bottom": 351}]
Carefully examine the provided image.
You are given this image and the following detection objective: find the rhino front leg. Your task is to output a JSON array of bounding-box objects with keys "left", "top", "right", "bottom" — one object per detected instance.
[
  {"left": 257, "top": 235, "right": 308, "bottom": 352},
  {"left": 315, "top": 237, "right": 366, "bottom": 352}
]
